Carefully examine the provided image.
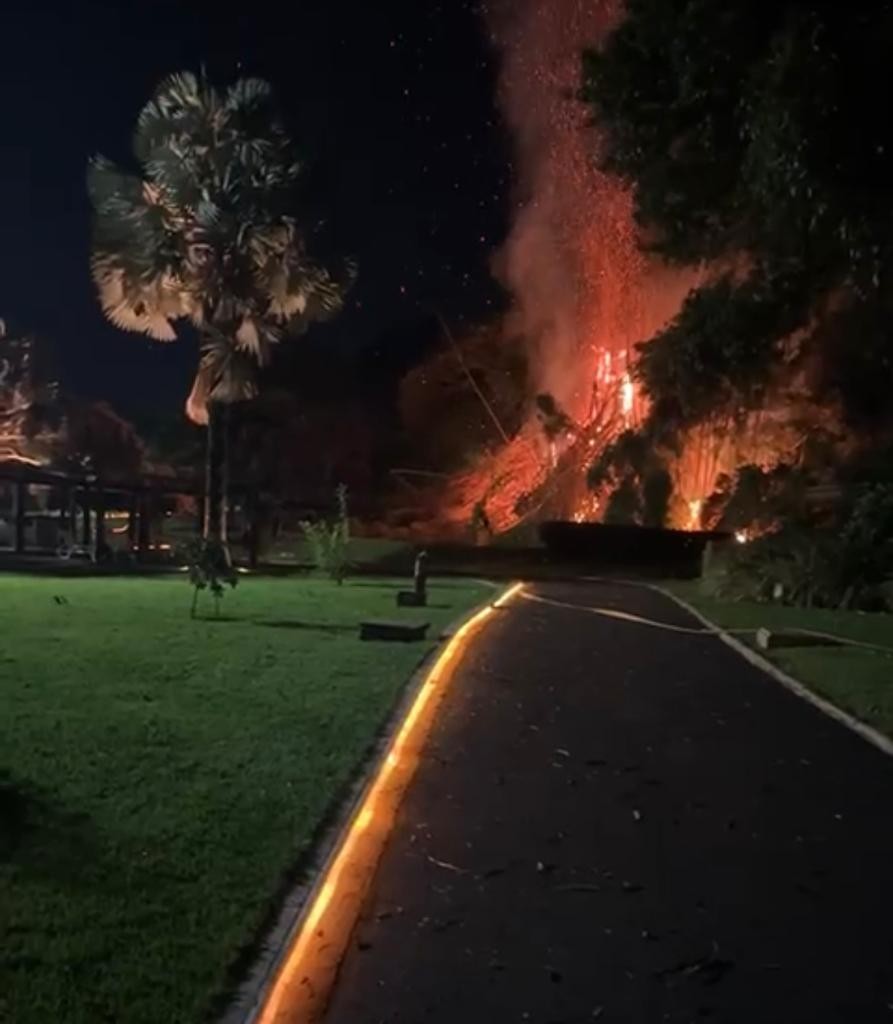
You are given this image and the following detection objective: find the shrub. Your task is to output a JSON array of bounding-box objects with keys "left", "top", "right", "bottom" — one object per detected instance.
[
  {"left": 721, "top": 486, "right": 893, "bottom": 610},
  {"left": 721, "top": 528, "right": 837, "bottom": 607},
  {"left": 835, "top": 484, "right": 893, "bottom": 608},
  {"left": 181, "top": 537, "right": 238, "bottom": 618},
  {"left": 301, "top": 484, "right": 351, "bottom": 584}
]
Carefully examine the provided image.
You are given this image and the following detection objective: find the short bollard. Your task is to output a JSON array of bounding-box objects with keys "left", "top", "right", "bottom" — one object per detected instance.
[{"left": 397, "top": 550, "right": 428, "bottom": 608}]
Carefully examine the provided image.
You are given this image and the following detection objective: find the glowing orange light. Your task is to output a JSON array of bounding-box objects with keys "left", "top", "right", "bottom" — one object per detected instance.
[
  {"left": 492, "top": 581, "right": 525, "bottom": 608},
  {"left": 255, "top": 583, "right": 524, "bottom": 1024},
  {"left": 620, "top": 372, "right": 634, "bottom": 420}
]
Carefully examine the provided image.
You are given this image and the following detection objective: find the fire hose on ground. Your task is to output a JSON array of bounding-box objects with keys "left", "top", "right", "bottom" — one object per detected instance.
[{"left": 519, "top": 590, "right": 893, "bottom": 657}]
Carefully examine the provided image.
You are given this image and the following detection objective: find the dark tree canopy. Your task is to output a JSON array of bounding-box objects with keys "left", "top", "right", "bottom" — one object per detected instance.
[
  {"left": 399, "top": 321, "right": 528, "bottom": 473},
  {"left": 583, "top": 0, "right": 893, "bottom": 430}
]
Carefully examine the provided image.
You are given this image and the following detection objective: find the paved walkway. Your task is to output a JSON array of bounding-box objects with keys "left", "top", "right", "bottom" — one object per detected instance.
[{"left": 324, "top": 581, "right": 893, "bottom": 1023}]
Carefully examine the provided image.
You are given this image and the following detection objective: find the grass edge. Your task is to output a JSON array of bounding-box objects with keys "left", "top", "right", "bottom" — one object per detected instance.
[
  {"left": 216, "top": 581, "right": 506, "bottom": 1024},
  {"left": 652, "top": 583, "right": 893, "bottom": 758}
]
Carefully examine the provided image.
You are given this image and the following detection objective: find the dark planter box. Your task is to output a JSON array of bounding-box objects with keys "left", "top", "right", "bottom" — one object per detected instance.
[{"left": 538, "top": 521, "right": 728, "bottom": 577}]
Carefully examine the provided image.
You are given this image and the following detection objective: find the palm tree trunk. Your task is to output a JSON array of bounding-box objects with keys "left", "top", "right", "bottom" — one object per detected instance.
[
  {"left": 221, "top": 402, "right": 230, "bottom": 545},
  {"left": 204, "top": 401, "right": 226, "bottom": 543}
]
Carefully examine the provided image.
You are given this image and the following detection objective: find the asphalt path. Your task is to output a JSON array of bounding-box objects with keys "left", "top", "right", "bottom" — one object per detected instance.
[{"left": 324, "top": 581, "right": 893, "bottom": 1023}]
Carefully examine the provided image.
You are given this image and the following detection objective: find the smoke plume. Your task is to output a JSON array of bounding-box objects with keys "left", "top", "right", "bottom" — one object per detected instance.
[{"left": 485, "top": 0, "right": 691, "bottom": 422}]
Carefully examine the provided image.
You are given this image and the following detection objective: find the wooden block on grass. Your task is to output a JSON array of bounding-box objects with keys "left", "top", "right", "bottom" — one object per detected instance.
[
  {"left": 360, "top": 619, "right": 430, "bottom": 642},
  {"left": 756, "top": 627, "right": 844, "bottom": 651}
]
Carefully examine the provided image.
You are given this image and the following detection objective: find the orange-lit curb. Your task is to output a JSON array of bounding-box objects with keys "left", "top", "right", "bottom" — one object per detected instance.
[{"left": 253, "top": 582, "right": 524, "bottom": 1024}]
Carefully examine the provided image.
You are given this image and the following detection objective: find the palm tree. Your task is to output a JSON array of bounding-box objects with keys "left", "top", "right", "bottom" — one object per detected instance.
[{"left": 88, "top": 71, "right": 349, "bottom": 543}]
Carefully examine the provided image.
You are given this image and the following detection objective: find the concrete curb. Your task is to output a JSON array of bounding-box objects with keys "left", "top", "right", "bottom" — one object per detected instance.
[
  {"left": 653, "top": 584, "right": 893, "bottom": 760},
  {"left": 218, "top": 581, "right": 513, "bottom": 1024}
]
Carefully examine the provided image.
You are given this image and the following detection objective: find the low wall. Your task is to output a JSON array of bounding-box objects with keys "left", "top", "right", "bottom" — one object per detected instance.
[
  {"left": 355, "top": 523, "right": 730, "bottom": 581},
  {"left": 538, "top": 521, "right": 728, "bottom": 578}
]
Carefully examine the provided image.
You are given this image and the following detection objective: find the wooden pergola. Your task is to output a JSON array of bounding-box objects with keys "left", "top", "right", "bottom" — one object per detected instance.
[{"left": 0, "top": 461, "right": 262, "bottom": 565}]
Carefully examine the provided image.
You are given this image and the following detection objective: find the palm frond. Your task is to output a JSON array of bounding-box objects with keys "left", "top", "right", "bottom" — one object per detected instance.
[
  {"left": 204, "top": 332, "right": 258, "bottom": 401},
  {"left": 91, "top": 70, "right": 350, "bottom": 385},
  {"left": 90, "top": 263, "right": 182, "bottom": 341},
  {"left": 235, "top": 317, "right": 262, "bottom": 357},
  {"left": 224, "top": 76, "right": 293, "bottom": 158},
  {"left": 87, "top": 155, "right": 144, "bottom": 208},
  {"left": 290, "top": 261, "right": 354, "bottom": 327},
  {"left": 225, "top": 77, "right": 273, "bottom": 115},
  {"left": 186, "top": 332, "right": 260, "bottom": 423},
  {"left": 134, "top": 71, "right": 221, "bottom": 165},
  {"left": 89, "top": 156, "right": 190, "bottom": 340},
  {"left": 144, "top": 143, "right": 204, "bottom": 208},
  {"left": 185, "top": 362, "right": 212, "bottom": 425}
]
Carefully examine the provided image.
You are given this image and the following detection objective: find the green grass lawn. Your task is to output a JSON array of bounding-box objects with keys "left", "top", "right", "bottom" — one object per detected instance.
[
  {"left": 0, "top": 573, "right": 491, "bottom": 1024},
  {"left": 666, "top": 580, "right": 893, "bottom": 737}
]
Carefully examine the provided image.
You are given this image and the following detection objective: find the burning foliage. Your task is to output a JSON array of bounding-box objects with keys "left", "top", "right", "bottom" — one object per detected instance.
[
  {"left": 582, "top": 0, "right": 893, "bottom": 530},
  {"left": 0, "top": 322, "right": 60, "bottom": 467},
  {"left": 0, "top": 318, "right": 152, "bottom": 481},
  {"left": 397, "top": 0, "right": 695, "bottom": 537},
  {"left": 400, "top": 0, "right": 893, "bottom": 543}
]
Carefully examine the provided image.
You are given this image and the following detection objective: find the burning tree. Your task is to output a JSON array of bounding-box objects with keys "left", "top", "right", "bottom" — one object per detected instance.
[
  {"left": 581, "top": 0, "right": 893, "bottom": 525},
  {"left": 438, "top": 346, "right": 638, "bottom": 536},
  {"left": 422, "top": 0, "right": 893, "bottom": 542},
  {"left": 404, "top": 0, "right": 697, "bottom": 538}
]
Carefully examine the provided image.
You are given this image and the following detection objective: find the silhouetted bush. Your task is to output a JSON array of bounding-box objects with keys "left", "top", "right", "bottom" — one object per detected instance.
[
  {"left": 539, "top": 521, "right": 724, "bottom": 576},
  {"left": 301, "top": 484, "right": 351, "bottom": 584}
]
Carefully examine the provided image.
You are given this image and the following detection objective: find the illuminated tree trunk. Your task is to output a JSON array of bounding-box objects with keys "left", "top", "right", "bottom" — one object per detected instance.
[
  {"left": 221, "top": 403, "right": 230, "bottom": 544},
  {"left": 203, "top": 401, "right": 229, "bottom": 544}
]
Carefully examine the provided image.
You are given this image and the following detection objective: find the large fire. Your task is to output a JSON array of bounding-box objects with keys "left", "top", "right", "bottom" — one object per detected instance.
[
  {"left": 433, "top": 0, "right": 688, "bottom": 532},
  {"left": 431, "top": 0, "right": 800, "bottom": 536}
]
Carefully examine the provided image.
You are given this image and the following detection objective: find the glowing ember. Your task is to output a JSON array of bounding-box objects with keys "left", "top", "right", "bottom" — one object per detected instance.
[
  {"left": 0, "top": 322, "right": 57, "bottom": 468},
  {"left": 572, "top": 495, "right": 600, "bottom": 523},
  {"left": 620, "top": 372, "right": 635, "bottom": 422},
  {"left": 434, "top": 0, "right": 696, "bottom": 533},
  {"left": 428, "top": 1, "right": 802, "bottom": 537}
]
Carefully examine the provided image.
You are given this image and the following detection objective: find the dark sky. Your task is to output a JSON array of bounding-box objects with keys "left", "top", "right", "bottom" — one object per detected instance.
[{"left": 0, "top": 0, "right": 511, "bottom": 416}]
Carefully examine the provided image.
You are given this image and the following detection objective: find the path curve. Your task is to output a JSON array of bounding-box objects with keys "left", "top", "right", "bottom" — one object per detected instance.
[{"left": 324, "top": 580, "right": 893, "bottom": 1024}]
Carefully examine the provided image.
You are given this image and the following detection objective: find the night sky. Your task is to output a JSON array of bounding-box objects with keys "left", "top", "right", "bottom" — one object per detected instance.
[{"left": 0, "top": 1, "right": 512, "bottom": 415}]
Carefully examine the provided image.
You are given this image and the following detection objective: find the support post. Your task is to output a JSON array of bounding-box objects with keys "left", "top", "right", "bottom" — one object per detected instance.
[
  {"left": 67, "top": 489, "right": 77, "bottom": 539},
  {"left": 137, "top": 494, "right": 151, "bottom": 559},
  {"left": 127, "top": 492, "right": 138, "bottom": 549},
  {"left": 95, "top": 483, "right": 106, "bottom": 554},
  {"left": 81, "top": 486, "right": 92, "bottom": 547},
  {"left": 204, "top": 402, "right": 222, "bottom": 540},
  {"left": 59, "top": 487, "right": 69, "bottom": 536},
  {"left": 14, "top": 480, "right": 26, "bottom": 554}
]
